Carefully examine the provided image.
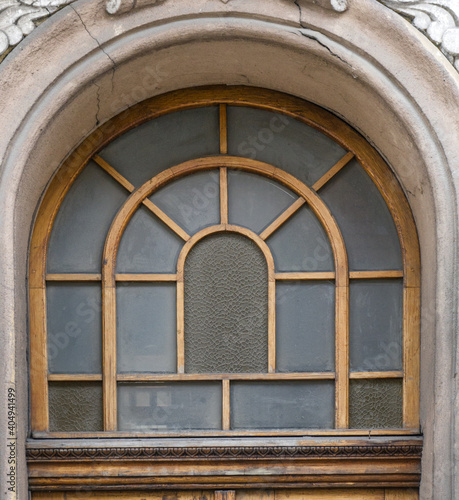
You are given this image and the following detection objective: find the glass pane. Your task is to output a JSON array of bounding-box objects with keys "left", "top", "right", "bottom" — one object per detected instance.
[
  {"left": 227, "top": 170, "right": 296, "bottom": 234},
  {"left": 98, "top": 107, "right": 220, "bottom": 187},
  {"left": 117, "top": 283, "right": 176, "bottom": 373},
  {"left": 267, "top": 206, "right": 334, "bottom": 272},
  {"left": 184, "top": 233, "right": 268, "bottom": 373},
  {"left": 47, "top": 284, "right": 101, "bottom": 374},
  {"left": 276, "top": 282, "right": 335, "bottom": 372},
  {"left": 116, "top": 206, "right": 183, "bottom": 273},
  {"left": 349, "top": 280, "right": 403, "bottom": 372},
  {"left": 151, "top": 171, "right": 220, "bottom": 235},
  {"left": 231, "top": 381, "right": 334, "bottom": 429},
  {"left": 319, "top": 160, "right": 403, "bottom": 271},
  {"left": 47, "top": 161, "right": 128, "bottom": 273},
  {"left": 49, "top": 382, "right": 103, "bottom": 432},
  {"left": 349, "top": 379, "right": 403, "bottom": 428},
  {"left": 118, "top": 382, "right": 221, "bottom": 431},
  {"left": 227, "top": 106, "right": 346, "bottom": 186}
]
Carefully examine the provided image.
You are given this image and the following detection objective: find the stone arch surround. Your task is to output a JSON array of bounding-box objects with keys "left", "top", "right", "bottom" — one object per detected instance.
[{"left": 0, "top": 1, "right": 458, "bottom": 498}]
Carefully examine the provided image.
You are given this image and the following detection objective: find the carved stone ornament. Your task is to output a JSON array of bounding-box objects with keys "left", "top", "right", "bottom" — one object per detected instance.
[
  {"left": 0, "top": 0, "right": 76, "bottom": 56},
  {"left": 379, "top": 0, "right": 459, "bottom": 70}
]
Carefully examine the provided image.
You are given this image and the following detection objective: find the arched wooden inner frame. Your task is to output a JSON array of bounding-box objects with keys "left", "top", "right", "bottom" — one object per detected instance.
[{"left": 29, "top": 86, "right": 420, "bottom": 437}]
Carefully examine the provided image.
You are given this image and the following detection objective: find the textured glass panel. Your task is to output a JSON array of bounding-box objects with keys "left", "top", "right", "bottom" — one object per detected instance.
[
  {"left": 47, "top": 284, "right": 101, "bottom": 374},
  {"left": 276, "top": 282, "right": 335, "bottom": 372},
  {"left": 49, "top": 382, "right": 103, "bottom": 432},
  {"left": 349, "top": 280, "right": 403, "bottom": 372},
  {"left": 98, "top": 107, "right": 220, "bottom": 187},
  {"left": 118, "top": 383, "right": 221, "bottom": 431},
  {"left": 151, "top": 171, "right": 220, "bottom": 235},
  {"left": 320, "top": 160, "right": 402, "bottom": 271},
  {"left": 116, "top": 206, "right": 183, "bottom": 273},
  {"left": 47, "top": 161, "right": 128, "bottom": 273},
  {"left": 227, "top": 170, "right": 296, "bottom": 234},
  {"left": 349, "top": 379, "right": 403, "bottom": 428},
  {"left": 227, "top": 106, "right": 346, "bottom": 186},
  {"left": 117, "top": 283, "right": 176, "bottom": 373},
  {"left": 267, "top": 206, "right": 334, "bottom": 272},
  {"left": 184, "top": 233, "right": 268, "bottom": 373},
  {"left": 231, "top": 381, "right": 334, "bottom": 429}
]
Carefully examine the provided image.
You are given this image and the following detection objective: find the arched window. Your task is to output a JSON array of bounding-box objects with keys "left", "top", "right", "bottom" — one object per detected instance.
[{"left": 28, "top": 87, "right": 421, "bottom": 494}]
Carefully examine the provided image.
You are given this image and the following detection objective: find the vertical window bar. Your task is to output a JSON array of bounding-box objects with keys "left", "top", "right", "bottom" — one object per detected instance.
[
  {"left": 219, "top": 104, "right": 228, "bottom": 154},
  {"left": 222, "top": 379, "right": 230, "bottom": 430},
  {"left": 220, "top": 167, "right": 228, "bottom": 225}
]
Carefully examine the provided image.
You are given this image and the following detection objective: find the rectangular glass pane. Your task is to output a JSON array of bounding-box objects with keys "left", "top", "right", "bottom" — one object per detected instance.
[
  {"left": 276, "top": 281, "right": 335, "bottom": 372},
  {"left": 349, "top": 280, "right": 403, "bottom": 372},
  {"left": 48, "top": 382, "right": 103, "bottom": 432},
  {"left": 118, "top": 383, "right": 222, "bottom": 431},
  {"left": 47, "top": 284, "right": 101, "bottom": 374},
  {"left": 117, "top": 283, "right": 176, "bottom": 373},
  {"left": 231, "top": 381, "right": 334, "bottom": 429},
  {"left": 349, "top": 379, "right": 403, "bottom": 429}
]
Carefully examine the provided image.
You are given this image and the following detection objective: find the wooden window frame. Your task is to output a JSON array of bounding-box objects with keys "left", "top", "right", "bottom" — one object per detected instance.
[{"left": 27, "top": 86, "right": 422, "bottom": 492}]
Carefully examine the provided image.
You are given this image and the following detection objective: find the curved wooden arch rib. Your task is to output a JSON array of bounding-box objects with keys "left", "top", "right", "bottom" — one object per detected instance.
[{"left": 102, "top": 156, "right": 349, "bottom": 430}]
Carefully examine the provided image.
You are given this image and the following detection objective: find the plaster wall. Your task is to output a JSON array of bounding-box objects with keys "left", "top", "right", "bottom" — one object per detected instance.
[{"left": 0, "top": 0, "right": 458, "bottom": 498}]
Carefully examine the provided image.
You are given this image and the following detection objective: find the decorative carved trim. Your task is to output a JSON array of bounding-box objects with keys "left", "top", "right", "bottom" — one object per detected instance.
[
  {"left": 379, "top": 0, "right": 459, "bottom": 71},
  {"left": 27, "top": 443, "right": 423, "bottom": 461},
  {"left": 0, "top": 0, "right": 76, "bottom": 56}
]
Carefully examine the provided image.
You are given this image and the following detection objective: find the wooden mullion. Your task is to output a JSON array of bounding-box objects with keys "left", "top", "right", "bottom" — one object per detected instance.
[
  {"left": 177, "top": 280, "right": 185, "bottom": 374},
  {"left": 349, "top": 270, "right": 403, "bottom": 279},
  {"left": 312, "top": 151, "right": 354, "bottom": 191},
  {"left": 268, "top": 279, "right": 276, "bottom": 373},
  {"left": 48, "top": 374, "right": 103, "bottom": 382},
  {"left": 349, "top": 371, "right": 403, "bottom": 379},
  {"left": 102, "top": 284, "right": 117, "bottom": 431},
  {"left": 220, "top": 167, "right": 228, "bottom": 224},
  {"left": 275, "top": 272, "right": 335, "bottom": 281},
  {"left": 219, "top": 104, "right": 228, "bottom": 154},
  {"left": 115, "top": 274, "right": 177, "bottom": 282},
  {"left": 222, "top": 379, "right": 231, "bottom": 430},
  {"left": 259, "top": 198, "right": 305, "bottom": 240},
  {"left": 46, "top": 273, "right": 101, "bottom": 281},
  {"left": 117, "top": 372, "right": 336, "bottom": 382}
]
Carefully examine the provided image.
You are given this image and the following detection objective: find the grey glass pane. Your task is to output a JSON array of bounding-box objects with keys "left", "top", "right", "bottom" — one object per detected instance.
[
  {"left": 118, "top": 382, "right": 221, "bottom": 431},
  {"left": 117, "top": 283, "right": 176, "bottom": 373},
  {"left": 47, "top": 284, "right": 101, "bottom": 374},
  {"left": 184, "top": 233, "right": 268, "bottom": 373},
  {"left": 319, "top": 160, "right": 403, "bottom": 271},
  {"left": 267, "top": 206, "right": 334, "bottom": 272},
  {"left": 349, "top": 280, "right": 403, "bottom": 372},
  {"left": 231, "top": 381, "right": 334, "bottom": 429},
  {"left": 227, "top": 106, "right": 346, "bottom": 186},
  {"left": 116, "top": 206, "right": 183, "bottom": 273},
  {"left": 349, "top": 379, "right": 403, "bottom": 429},
  {"left": 151, "top": 171, "right": 220, "bottom": 235},
  {"left": 98, "top": 107, "right": 220, "bottom": 187},
  {"left": 276, "top": 282, "right": 335, "bottom": 372},
  {"left": 227, "top": 170, "right": 296, "bottom": 234},
  {"left": 49, "top": 382, "right": 103, "bottom": 432},
  {"left": 47, "top": 161, "right": 128, "bottom": 273}
]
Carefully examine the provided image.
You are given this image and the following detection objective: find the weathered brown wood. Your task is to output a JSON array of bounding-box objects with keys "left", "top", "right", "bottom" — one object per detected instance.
[
  {"left": 275, "top": 272, "right": 335, "bottom": 281},
  {"left": 177, "top": 280, "right": 185, "bottom": 374},
  {"left": 275, "top": 490, "right": 383, "bottom": 499},
  {"left": 268, "top": 280, "right": 276, "bottom": 373},
  {"left": 222, "top": 379, "right": 231, "bottom": 431},
  {"left": 48, "top": 374, "right": 103, "bottom": 381},
  {"left": 349, "top": 271, "right": 403, "bottom": 279},
  {"left": 349, "top": 372, "right": 403, "bottom": 379},
  {"left": 259, "top": 198, "right": 305, "bottom": 240},
  {"left": 335, "top": 285, "right": 349, "bottom": 429},
  {"left": 384, "top": 489, "right": 419, "bottom": 500},
  {"left": 312, "top": 152, "right": 355, "bottom": 191},
  {"left": 32, "top": 492, "right": 211, "bottom": 500},
  {"left": 220, "top": 167, "right": 228, "bottom": 224},
  {"left": 117, "top": 372, "right": 335, "bottom": 382},
  {"left": 220, "top": 104, "right": 228, "bottom": 154},
  {"left": 215, "top": 491, "right": 235, "bottom": 500},
  {"left": 46, "top": 273, "right": 102, "bottom": 281},
  {"left": 237, "top": 489, "right": 274, "bottom": 500},
  {"left": 115, "top": 274, "right": 177, "bottom": 282},
  {"left": 102, "top": 285, "right": 117, "bottom": 431}
]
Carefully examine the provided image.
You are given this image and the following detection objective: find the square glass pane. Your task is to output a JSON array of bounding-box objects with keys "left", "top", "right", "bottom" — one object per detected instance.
[
  {"left": 228, "top": 170, "right": 296, "bottom": 234},
  {"left": 118, "top": 383, "right": 222, "bottom": 431},
  {"left": 231, "top": 381, "right": 334, "bottom": 429},
  {"left": 349, "top": 280, "right": 403, "bottom": 372},
  {"left": 117, "top": 283, "right": 176, "bottom": 373},
  {"left": 47, "top": 284, "right": 101, "bottom": 374},
  {"left": 276, "top": 281, "right": 335, "bottom": 372},
  {"left": 49, "top": 382, "right": 103, "bottom": 432},
  {"left": 150, "top": 171, "right": 220, "bottom": 235},
  {"left": 98, "top": 107, "right": 220, "bottom": 187},
  {"left": 349, "top": 379, "right": 403, "bottom": 429},
  {"left": 227, "top": 106, "right": 346, "bottom": 186}
]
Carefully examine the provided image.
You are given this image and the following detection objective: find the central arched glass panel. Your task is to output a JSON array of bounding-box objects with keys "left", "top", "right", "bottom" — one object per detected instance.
[{"left": 184, "top": 232, "right": 269, "bottom": 373}]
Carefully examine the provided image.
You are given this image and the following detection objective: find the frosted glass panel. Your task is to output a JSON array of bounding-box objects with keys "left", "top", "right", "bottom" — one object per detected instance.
[
  {"left": 118, "top": 383, "right": 221, "bottom": 431},
  {"left": 349, "top": 280, "right": 403, "bottom": 372},
  {"left": 349, "top": 379, "right": 403, "bottom": 428},
  {"left": 227, "top": 106, "right": 346, "bottom": 186},
  {"left": 49, "top": 383, "right": 103, "bottom": 432},
  {"left": 231, "top": 381, "right": 334, "bottom": 429},
  {"left": 267, "top": 206, "right": 334, "bottom": 272},
  {"left": 228, "top": 170, "right": 296, "bottom": 233},
  {"left": 98, "top": 107, "right": 220, "bottom": 187},
  {"left": 47, "top": 161, "right": 128, "bottom": 273},
  {"left": 185, "top": 233, "right": 268, "bottom": 373},
  {"left": 276, "top": 282, "right": 335, "bottom": 372},
  {"left": 117, "top": 206, "right": 183, "bottom": 273},
  {"left": 117, "top": 283, "right": 176, "bottom": 373},
  {"left": 47, "top": 284, "right": 101, "bottom": 374},
  {"left": 320, "top": 160, "right": 402, "bottom": 271},
  {"left": 151, "top": 171, "right": 220, "bottom": 235}
]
